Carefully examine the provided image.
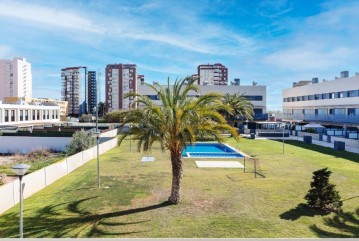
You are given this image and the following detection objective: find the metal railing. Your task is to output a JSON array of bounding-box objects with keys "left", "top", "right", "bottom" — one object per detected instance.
[{"left": 283, "top": 114, "right": 359, "bottom": 124}]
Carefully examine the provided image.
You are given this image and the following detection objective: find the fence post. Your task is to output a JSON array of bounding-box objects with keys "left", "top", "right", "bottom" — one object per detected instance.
[
  {"left": 254, "top": 158, "right": 257, "bottom": 178},
  {"left": 243, "top": 157, "right": 246, "bottom": 173}
]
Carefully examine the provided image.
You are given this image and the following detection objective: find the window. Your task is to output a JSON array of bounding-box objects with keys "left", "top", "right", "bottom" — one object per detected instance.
[
  {"left": 25, "top": 110, "right": 29, "bottom": 121},
  {"left": 348, "top": 90, "right": 359, "bottom": 97},
  {"left": 243, "top": 96, "right": 263, "bottom": 101},
  {"left": 329, "top": 109, "right": 335, "bottom": 115},
  {"left": 20, "top": 110, "right": 23, "bottom": 121},
  {"left": 315, "top": 109, "right": 318, "bottom": 115},
  {"left": 253, "top": 108, "right": 263, "bottom": 115},
  {"left": 5, "top": 110, "right": 9, "bottom": 122},
  {"left": 11, "top": 110, "right": 15, "bottom": 122},
  {"left": 33, "top": 110, "right": 36, "bottom": 120},
  {"left": 348, "top": 108, "right": 356, "bottom": 116}
]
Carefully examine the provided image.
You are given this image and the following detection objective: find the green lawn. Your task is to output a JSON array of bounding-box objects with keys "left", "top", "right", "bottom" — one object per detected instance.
[{"left": 0, "top": 137, "right": 358, "bottom": 238}]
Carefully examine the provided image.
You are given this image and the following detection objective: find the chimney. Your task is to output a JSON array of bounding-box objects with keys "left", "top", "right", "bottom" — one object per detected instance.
[
  {"left": 312, "top": 77, "right": 318, "bottom": 84},
  {"left": 340, "top": 71, "right": 349, "bottom": 78}
]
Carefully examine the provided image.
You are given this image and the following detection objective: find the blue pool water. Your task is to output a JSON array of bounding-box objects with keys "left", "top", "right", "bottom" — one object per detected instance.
[{"left": 182, "top": 143, "right": 244, "bottom": 158}]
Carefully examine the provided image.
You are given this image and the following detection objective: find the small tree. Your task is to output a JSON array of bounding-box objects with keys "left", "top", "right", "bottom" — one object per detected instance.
[
  {"left": 103, "top": 111, "right": 124, "bottom": 123},
  {"left": 66, "top": 129, "right": 96, "bottom": 155},
  {"left": 305, "top": 168, "right": 342, "bottom": 212}
]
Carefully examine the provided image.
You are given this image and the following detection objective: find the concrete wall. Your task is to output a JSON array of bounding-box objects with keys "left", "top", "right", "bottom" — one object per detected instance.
[
  {"left": 0, "top": 136, "right": 72, "bottom": 153},
  {"left": 100, "top": 129, "right": 118, "bottom": 138},
  {"left": 0, "top": 129, "right": 117, "bottom": 154},
  {"left": 0, "top": 137, "right": 118, "bottom": 214}
]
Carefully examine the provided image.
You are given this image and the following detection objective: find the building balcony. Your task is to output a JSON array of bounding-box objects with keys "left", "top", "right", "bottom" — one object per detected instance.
[{"left": 283, "top": 113, "right": 359, "bottom": 124}]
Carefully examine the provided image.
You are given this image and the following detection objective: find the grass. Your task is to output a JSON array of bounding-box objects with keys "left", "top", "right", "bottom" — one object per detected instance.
[
  {"left": 0, "top": 137, "right": 358, "bottom": 238},
  {"left": 0, "top": 151, "right": 66, "bottom": 176}
]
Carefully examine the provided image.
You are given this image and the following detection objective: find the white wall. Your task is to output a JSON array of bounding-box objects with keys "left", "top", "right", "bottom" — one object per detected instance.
[
  {"left": 0, "top": 137, "right": 118, "bottom": 214},
  {"left": 99, "top": 129, "right": 118, "bottom": 138},
  {"left": 0, "top": 136, "right": 72, "bottom": 153}
]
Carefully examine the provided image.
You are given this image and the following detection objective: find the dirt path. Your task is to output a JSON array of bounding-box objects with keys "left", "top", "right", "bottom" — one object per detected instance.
[
  {"left": 0, "top": 156, "right": 19, "bottom": 184},
  {"left": 0, "top": 156, "right": 18, "bottom": 165}
]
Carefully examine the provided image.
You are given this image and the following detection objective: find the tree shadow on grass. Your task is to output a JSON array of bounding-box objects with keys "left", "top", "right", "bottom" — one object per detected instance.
[
  {"left": 310, "top": 208, "right": 359, "bottom": 238},
  {"left": 279, "top": 203, "right": 330, "bottom": 221},
  {"left": 272, "top": 140, "right": 359, "bottom": 164},
  {"left": 0, "top": 197, "right": 171, "bottom": 238}
]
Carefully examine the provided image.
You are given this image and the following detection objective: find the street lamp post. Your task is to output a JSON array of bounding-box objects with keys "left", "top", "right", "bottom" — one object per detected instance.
[
  {"left": 11, "top": 164, "right": 30, "bottom": 239},
  {"left": 94, "top": 70, "right": 100, "bottom": 188},
  {"left": 129, "top": 124, "right": 132, "bottom": 152},
  {"left": 282, "top": 123, "right": 286, "bottom": 154},
  {"left": 94, "top": 131, "right": 101, "bottom": 188}
]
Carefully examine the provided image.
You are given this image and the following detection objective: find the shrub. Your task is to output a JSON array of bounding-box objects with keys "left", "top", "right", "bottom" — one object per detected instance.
[
  {"left": 66, "top": 129, "right": 96, "bottom": 156},
  {"left": 305, "top": 128, "right": 315, "bottom": 133},
  {"left": 304, "top": 168, "right": 342, "bottom": 212},
  {"left": 103, "top": 111, "right": 124, "bottom": 123}
]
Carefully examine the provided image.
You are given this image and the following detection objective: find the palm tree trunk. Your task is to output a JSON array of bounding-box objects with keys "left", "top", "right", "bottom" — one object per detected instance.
[{"left": 168, "top": 150, "right": 183, "bottom": 204}]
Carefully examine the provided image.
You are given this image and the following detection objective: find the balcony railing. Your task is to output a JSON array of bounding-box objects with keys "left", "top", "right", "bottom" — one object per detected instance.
[{"left": 283, "top": 114, "right": 359, "bottom": 124}]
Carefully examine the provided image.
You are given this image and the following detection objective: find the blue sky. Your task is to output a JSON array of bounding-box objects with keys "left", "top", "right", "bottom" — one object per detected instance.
[{"left": 1, "top": 0, "right": 358, "bottom": 110}]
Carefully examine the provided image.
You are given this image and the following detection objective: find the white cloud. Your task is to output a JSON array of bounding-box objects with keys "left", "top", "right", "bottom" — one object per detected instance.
[
  {"left": 256, "top": 0, "right": 293, "bottom": 18},
  {"left": 0, "top": 1, "right": 105, "bottom": 33},
  {"left": 263, "top": 46, "right": 351, "bottom": 71},
  {"left": 0, "top": 1, "right": 255, "bottom": 56},
  {"left": 0, "top": 45, "right": 12, "bottom": 58}
]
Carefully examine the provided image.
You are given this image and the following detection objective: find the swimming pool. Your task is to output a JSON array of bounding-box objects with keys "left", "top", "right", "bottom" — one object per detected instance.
[{"left": 182, "top": 143, "right": 244, "bottom": 158}]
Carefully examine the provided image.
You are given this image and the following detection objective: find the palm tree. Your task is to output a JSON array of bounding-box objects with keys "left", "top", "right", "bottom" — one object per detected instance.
[
  {"left": 222, "top": 93, "right": 254, "bottom": 127},
  {"left": 118, "top": 77, "right": 239, "bottom": 204}
]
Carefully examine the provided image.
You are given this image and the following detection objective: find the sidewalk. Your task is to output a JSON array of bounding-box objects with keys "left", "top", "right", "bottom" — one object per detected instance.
[{"left": 243, "top": 134, "right": 359, "bottom": 155}]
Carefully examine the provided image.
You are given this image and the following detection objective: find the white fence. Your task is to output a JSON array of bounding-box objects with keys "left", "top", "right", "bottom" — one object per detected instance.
[
  {"left": 295, "top": 131, "right": 359, "bottom": 148},
  {"left": 0, "top": 137, "right": 118, "bottom": 214}
]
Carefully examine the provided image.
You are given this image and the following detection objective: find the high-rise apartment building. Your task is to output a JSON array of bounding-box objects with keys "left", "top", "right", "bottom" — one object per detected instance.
[
  {"left": 0, "top": 57, "right": 32, "bottom": 101},
  {"left": 105, "top": 64, "right": 137, "bottom": 112},
  {"left": 61, "top": 67, "right": 83, "bottom": 116},
  {"left": 87, "top": 71, "right": 97, "bottom": 114},
  {"left": 197, "top": 63, "right": 228, "bottom": 85}
]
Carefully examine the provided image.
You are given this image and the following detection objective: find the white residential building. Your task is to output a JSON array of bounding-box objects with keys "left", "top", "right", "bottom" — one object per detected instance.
[
  {"left": 0, "top": 100, "right": 60, "bottom": 126},
  {"left": 138, "top": 83, "right": 267, "bottom": 120},
  {"left": 282, "top": 72, "right": 359, "bottom": 127},
  {"left": 0, "top": 57, "right": 32, "bottom": 101}
]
